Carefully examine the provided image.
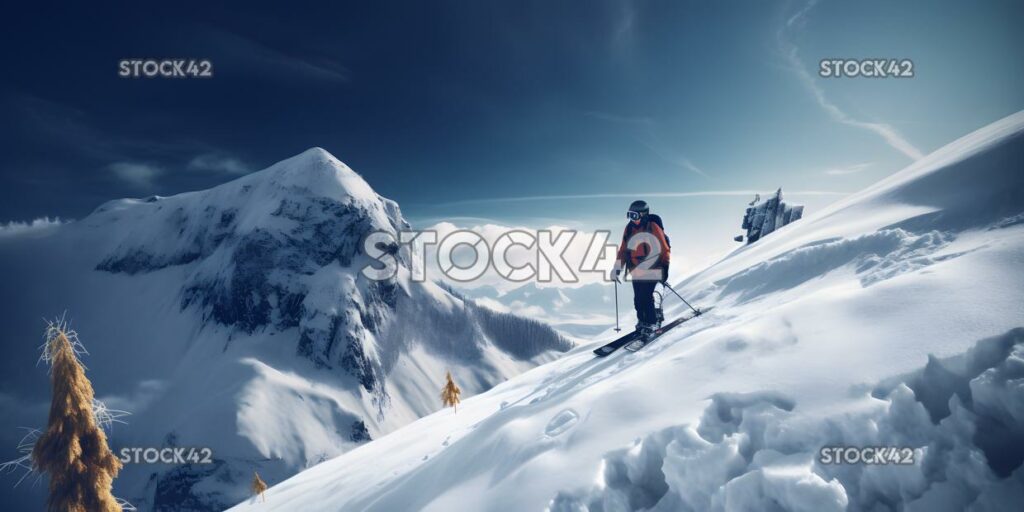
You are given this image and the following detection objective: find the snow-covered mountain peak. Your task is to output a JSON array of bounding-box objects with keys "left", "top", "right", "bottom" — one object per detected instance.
[
  {"left": 252, "top": 147, "right": 383, "bottom": 207},
  {"left": 87, "top": 147, "right": 407, "bottom": 276},
  {"left": 0, "top": 148, "right": 572, "bottom": 509},
  {"left": 87, "top": 147, "right": 402, "bottom": 242}
]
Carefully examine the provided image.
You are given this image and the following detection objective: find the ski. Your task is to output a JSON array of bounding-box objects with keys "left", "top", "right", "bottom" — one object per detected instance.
[
  {"left": 623, "top": 306, "right": 714, "bottom": 352},
  {"left": 592, "top": 329, "right": 641, "bottom": 357}
]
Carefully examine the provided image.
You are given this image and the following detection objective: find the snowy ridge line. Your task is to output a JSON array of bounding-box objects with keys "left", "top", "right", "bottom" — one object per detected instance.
[
  {"left": 782, "top": 110, "right": 1024, "bottom": 235},
  {"left": 550, "top": 328, "right": 1024, "bottom": 512},
  {"left": 678, "top": 110, "right": 1024, "bottom": 296}
]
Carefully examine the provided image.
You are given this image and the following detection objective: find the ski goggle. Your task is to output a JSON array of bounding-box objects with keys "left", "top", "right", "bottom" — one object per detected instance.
[{"left": 627, "top": 211, "right": 644, "bottom": 221}]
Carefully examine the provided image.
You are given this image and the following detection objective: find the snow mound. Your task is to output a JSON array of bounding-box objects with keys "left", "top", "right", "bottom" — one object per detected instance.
[
  {"left": 714, "top": 227, "right": 957, "bottom": 303},
  {"left": 553, "top": 329, "right": 1024, "bottom": 512}
]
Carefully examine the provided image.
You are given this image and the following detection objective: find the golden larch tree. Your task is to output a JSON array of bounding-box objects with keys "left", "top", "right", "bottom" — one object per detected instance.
[
  {"left": 441, "top": 370, "right": 462, "bottom": 413},
  {"left": 32, "top": 323, "right": 123, "bottom": 512},
  {"left": 252, "top": 471, "right": 268, "bottom": 502}
]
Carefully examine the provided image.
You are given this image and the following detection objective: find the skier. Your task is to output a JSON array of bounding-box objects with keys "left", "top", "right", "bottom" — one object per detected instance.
[{"left": 612, "top": 200, "right": 671, "bottom": 341}]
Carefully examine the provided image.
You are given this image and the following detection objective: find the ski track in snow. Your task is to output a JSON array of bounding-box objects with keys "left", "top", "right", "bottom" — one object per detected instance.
[{"left": 500, "top": 310, "right": 725, "bottom": 414}]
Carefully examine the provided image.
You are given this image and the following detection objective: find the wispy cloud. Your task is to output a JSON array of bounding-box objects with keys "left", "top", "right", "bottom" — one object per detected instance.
[
  {"left": 823, "top": 162, "right": 873, "bottom": 176},
  {"left": 785, "top": 0, "right": 820, "bottom": 29},
  {"left": 586, "top": 110, "right": 710, "bottom": 178},
  {"left": 97, "top": 379, "right": 166, "bottom": 415},
  {"left": 778, "top": 1, "right": 924, "bottom": 161},
  {"left": 0, "top": 217, "right": 67, "bottom": 238},
  {"left": 611, "top": 0, "right": 637, "bottom": 51},
  {"left": 107, "top": 162, "right": 163, "bottom": 188},
  {"left": 406, "top": 214, "right": 521, "bottom": 226},
  {"left": 431, "top": 189, "right": 847, "bottom": 207},
  {"left": 14, "top": 92, "right": 252, "bottom": 182},
  {"left": 423, "top": 221, "right": 613, "bottom": 291},
  {"left": 680, "top": 159, "right": 708, "bottom": 178},
  {"left": 205, "top": 28, "right": 350, "bottom": 84},
  {"left": 187, "top": 153, "right": 250, "bottom": 175},
  {"left": 636, "top": 138, "right": 711, "bottom": 178}
]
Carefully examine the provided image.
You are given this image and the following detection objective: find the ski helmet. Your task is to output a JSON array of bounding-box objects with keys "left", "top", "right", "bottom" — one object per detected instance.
[{"left": 628, "top": 200, "right": 649, "bottom": 214}]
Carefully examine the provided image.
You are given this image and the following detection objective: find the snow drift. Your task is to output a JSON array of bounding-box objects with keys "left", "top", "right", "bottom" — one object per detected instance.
[
  {"left": 229, "top": 111, "right": 1024, "bottom": 511},
  {"left": 0, "top": 148, "right": 570, "bottom": 510}
]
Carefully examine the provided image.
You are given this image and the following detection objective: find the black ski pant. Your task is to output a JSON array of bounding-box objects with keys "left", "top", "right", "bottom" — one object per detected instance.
[{"left": 632, "top": 280, "right": 658, "bottom": 326}]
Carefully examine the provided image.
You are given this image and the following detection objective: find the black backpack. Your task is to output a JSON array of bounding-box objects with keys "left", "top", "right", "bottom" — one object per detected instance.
[{"left": 647, "top": 213, "right": 671, "bottom": 248}]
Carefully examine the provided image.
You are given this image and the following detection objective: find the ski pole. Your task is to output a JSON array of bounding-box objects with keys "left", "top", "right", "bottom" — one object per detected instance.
[
  {"left": 613, "top": 279, "right": 621, "bottom": 332},
  {"left": 663, "top": 283, "right": 701, "bottom": 316}
]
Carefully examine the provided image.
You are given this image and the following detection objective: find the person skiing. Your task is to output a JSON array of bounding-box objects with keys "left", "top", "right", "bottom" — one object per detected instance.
[{"left": 612, "top": 200, "right": 671, "bottom": 341}]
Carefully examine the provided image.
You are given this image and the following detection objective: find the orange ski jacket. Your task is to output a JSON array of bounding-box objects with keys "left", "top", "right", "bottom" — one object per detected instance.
[{"left": 616, "top": 219, "right": 671, "bottom": 272}]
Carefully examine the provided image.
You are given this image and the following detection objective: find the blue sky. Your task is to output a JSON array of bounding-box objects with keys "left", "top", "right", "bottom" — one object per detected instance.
[{"left": 2, "top": 0, "right": 1022, "bottom": 269}]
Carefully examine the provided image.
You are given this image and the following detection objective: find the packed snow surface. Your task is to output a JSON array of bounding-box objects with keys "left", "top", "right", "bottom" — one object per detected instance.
[{"left": 230, "top": 111, "right": 1024, "bottom": 511}]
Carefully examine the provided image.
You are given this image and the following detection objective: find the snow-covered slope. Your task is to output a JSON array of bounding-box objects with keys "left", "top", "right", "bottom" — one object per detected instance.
[
  {"left": 0, "top": 148, "right": 570, "bottom": 510},
  {"left": 229, "top": 111, "right": 1024, "bottom": 511}
]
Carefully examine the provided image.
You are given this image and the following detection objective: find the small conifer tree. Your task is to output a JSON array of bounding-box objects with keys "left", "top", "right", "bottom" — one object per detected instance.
[
  {"left": 252, "top": 471, "right": 268, "bottom": 502},
  {"left": 441, "top": 370, "right": 462, "bottom": 413},
  {"left": 32, "top": 322, "right": 123, "bottom": 512}
]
